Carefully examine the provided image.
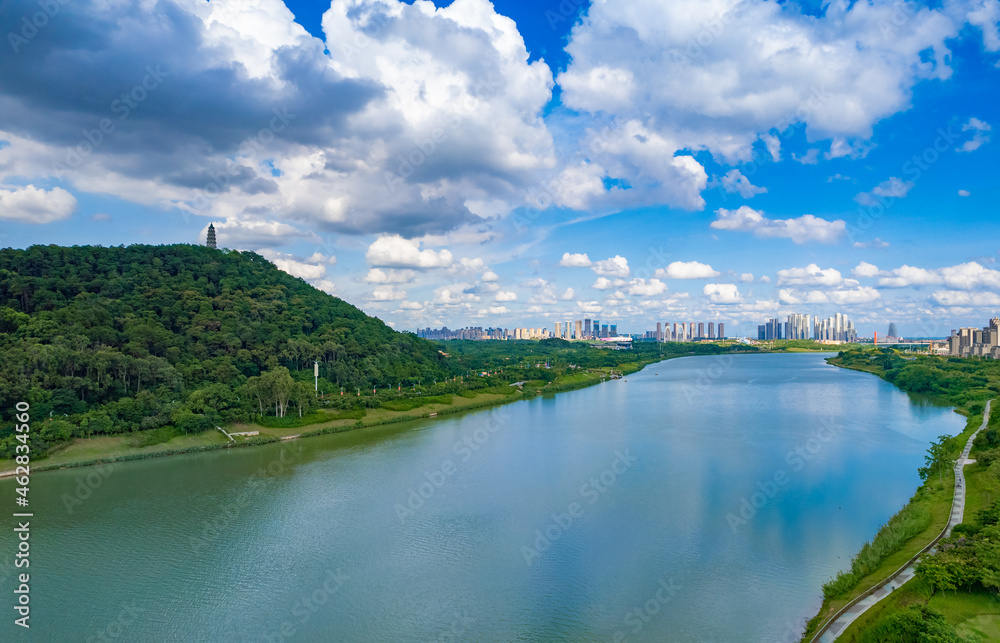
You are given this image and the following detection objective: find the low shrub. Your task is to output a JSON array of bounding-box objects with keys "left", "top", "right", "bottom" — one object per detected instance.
[
  {"left": 257, "top": 412, "right": 330, "bottom": 428},
  {"left": 380, "top": 395, "right": 453, "bottom": 411},
  {"left": 126, "top": 426, "right": 180, "bottom": 448}
]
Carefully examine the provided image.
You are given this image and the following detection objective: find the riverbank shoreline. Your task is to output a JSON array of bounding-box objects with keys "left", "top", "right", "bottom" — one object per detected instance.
[
  {"left": 799, "top": 354, "right": 985, "bottom": 641},
  {"left": 0, "top": 351, "right": 698, "bottom": 479},
  {"left": 804, "top": 401, "right": 991, "bottom": 641}
]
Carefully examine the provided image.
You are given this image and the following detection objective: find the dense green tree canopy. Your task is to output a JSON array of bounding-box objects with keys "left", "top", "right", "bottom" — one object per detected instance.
[{"left": 0, "top": 244, "right": 454, "bottom": 455}]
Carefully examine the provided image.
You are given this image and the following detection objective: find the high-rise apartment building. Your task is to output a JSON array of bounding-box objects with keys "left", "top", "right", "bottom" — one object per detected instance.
[
  {"left": 813, "top": 314, "right": 857, "bottom": 342},
  {"left": 946, "top": 318, "right": 1000, "bottom": 357},
  {"left": 708, "top": 322, "right": 715, "bottom": 339},
  {"left": 785, "top": 314, "right": 812, "bottom": 340},
  {"left": 763, "top": 318, "right": 782, "bottom": 340},
  {"left": 584, "top": 319, "right": 591, "bottom": 338}
]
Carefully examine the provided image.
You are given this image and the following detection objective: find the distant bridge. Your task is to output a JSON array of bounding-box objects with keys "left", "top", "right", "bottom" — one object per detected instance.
[{"left": 871, "top": 342, "right": 934, "bottom": 351}]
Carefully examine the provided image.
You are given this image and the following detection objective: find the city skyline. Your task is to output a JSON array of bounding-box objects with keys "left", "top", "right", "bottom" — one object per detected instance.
[
  {"left": 944, "top": 316, "right": 1000, "bottom": 357},
  {"left": 758, "top": 313, "right": 858, "bottom": 343},
  {"left": 416, "top": 318, "right": 733, "bottom": 341},
  {"left": 1, "top": 0, "right": 998, "bottom": 337}
]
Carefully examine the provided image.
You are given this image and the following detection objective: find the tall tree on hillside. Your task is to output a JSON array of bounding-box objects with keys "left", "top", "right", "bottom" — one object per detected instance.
[{"left": 260, "top": 366, "right": 295, "bottom": 418}]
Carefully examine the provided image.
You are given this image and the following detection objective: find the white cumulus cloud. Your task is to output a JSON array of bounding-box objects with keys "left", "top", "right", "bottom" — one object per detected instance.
[
  {"left": 827, "top": 287, "right": 882, "bottom": 305},
  {"left": 560, "top": 252, "right": 593, "bottom": 267},
  {"left": 495, "top": 290, "right": 517, "bottom": 302},
  {"left": 878, "top": 265, "right": 943, "bottom": 288},
  {"left": 852, "top": 262, "right": 881, "bottom": 278},
  {"left": 940, "top": 262, "right": 1000, "bottom": 289},
  {"left": 932, "top": 290, "right": 1000, "bottom": 306},
  {"left": 703, "top": 283, "right": 742, "bottom": 304},
  {"left": 592, "top": 278, "right": 617, "bottom": 290},
  {"left": 366, "top": 235, "right": 453, "bottom": 269},
  {"left": 365, "top": 268, "right": 416, "bottom": 284},
  {"left": 780, "top": 286, "right": 881, "bottom": 305},
  {"left": 778, "top": 264, "right": 844, "bottom": 287},
  {"left": 655, "top": 261, "right": 720, "bottom": 279},
  {"left": 855, "top": 177, "right": 915, "bottom": 206},
  {"left": 558, "top": 0, "right": 968, "bottom": 169},
  {"left": 711, "top": 206, "right": 845, "bottom": 244},
  {"left": 718, "top": 170, "right": 766, "bottom": 198},
  {"left": 592, "top": 255, "right": 631, "bottom": 278},
  {"left": 877, "top": 262, "right": 1000, "bottom": 290},
  {"left": 626, "top": 278, "right": 667, "bottom": 297},
  {"left": 371, "top": 286, "right": 407, "bottom": 301},
  {"left": 259, "top": 250, "right": 329, "bottom": 281},
  {"left": 0, "top": 185, "right": 77, "bottom": 223}
]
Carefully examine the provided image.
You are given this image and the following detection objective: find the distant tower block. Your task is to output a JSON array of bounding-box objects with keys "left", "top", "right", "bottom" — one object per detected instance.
[
  {"left": 887, "top": 322, "right": 898, "bottom": 338},
  {"left": 206, "top": 223, "right": 218, "bottom": 249}
]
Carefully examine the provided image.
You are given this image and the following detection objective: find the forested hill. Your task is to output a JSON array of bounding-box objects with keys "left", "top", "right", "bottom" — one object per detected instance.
[{"left": 0, "top": 244, "right": 454, "bottom": 451}]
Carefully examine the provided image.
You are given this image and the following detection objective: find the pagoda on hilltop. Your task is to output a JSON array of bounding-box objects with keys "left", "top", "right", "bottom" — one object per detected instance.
[{"left": 206, "top": 223, "right": 217, "bottom": 249}]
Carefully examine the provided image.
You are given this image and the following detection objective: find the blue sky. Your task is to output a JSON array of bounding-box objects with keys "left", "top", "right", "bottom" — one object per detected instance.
[{"left": 1, "top": 0, "right": 998, "bottom": 337}]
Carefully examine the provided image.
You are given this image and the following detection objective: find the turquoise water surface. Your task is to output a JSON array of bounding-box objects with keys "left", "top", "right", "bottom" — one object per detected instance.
[{"left": 0, "top": 353, "right": 965, "bottom": 641}]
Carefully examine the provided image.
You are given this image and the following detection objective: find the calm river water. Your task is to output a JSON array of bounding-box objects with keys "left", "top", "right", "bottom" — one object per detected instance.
[{"left": 0, "top": 353, "right": 966, "bottom": 642}]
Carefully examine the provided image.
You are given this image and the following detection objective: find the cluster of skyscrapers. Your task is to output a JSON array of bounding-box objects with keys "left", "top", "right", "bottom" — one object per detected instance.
[
  {"left": 946, "top": 318, "right": 1000, "bottom": 357},
  {"left": 416, "top": 326, "right": 548, "bottom": 340},
  {"left": 758, "top": 313, "right": 857, "bottom": 342},
  {"left": 643, "top": 321, "right": 725, "bottom": 341},
  {"left": 417, "top": 319, "right": 731, "bottom": 342},
  {"left": 554, "top": 319, "right": 617, "bottom": 340}
]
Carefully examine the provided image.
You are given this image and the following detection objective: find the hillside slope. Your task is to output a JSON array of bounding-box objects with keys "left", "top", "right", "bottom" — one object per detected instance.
[{"left": 0, "top": 244, "right": 453, "bottom": 454}]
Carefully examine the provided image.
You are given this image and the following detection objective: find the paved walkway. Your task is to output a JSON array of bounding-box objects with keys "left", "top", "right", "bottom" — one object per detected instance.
[{"left": 813, "top": 399, "right": 992, "bottom": 642}]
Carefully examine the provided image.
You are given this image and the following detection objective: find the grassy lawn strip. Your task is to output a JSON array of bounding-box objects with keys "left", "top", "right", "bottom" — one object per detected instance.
[
  {"left": 0, "top": 428, "right": 232, "bottom": 473},
  {"left": 255, "top": 408, "right": 364, "bottom": 428},
  {"left": 800, "top": 409, "right": 978, "bottom": 640},
  {"left": 823, "top": 414, "right": 998, "bottom": 642}
]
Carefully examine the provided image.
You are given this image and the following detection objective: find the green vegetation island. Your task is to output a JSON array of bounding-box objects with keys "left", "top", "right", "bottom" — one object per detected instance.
[
  {"left": 802, "top": 348, "right": 1000, "bottom": 641},
  {"left": 0, "top": 244, "right": 760, "bottom": 474}
]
